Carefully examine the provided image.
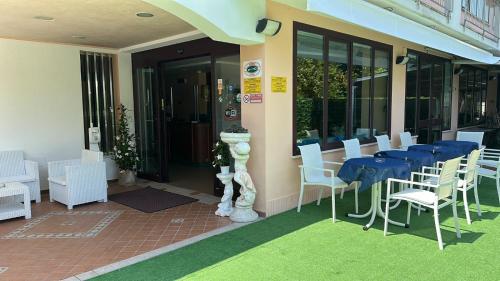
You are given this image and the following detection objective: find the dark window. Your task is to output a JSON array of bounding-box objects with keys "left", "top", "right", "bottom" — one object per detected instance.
[
  {"left": 404, "top": 51, "right": 452, "bottom": 137},
  {"left": 80, "top": 52, "right": 116, "bottom": 153},
  {"left": 293, "top": 23, "right": 392, "bottom": 153},
  {"left": 458, "top": 67, "right": 488, "bottom": 127}
]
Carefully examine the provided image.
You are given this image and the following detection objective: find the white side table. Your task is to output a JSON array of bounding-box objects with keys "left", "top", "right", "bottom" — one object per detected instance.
[{"left": 0, "top": 182, "right": 31, "bottom": 220}]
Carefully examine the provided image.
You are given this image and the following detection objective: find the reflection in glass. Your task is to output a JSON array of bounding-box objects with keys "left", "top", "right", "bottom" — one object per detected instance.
[
  {"left": 296, "top": 31, "right": 324, "bottom": 146},
  {"left": 443, "top": 62, "right": 452, "bottom": 130},
  {"left": 373, "top": 50, "right": 389, "bottom": 136},
  {"left": 351, "top": 43, "right": 372, "bottom": 141},
  {"left": 405, "top": 54, "right": 418, "bottom": 134},
  {"left": 327, "top": 41, "right": 348, "bottom": 143},
  {"left": 214, "top": 55, "right": 241, "bottom": 135}
]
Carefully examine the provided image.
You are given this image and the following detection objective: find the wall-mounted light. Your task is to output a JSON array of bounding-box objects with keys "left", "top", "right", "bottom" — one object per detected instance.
[
  {"left": 489, "top": 75, "right": 497, "bottom": 81},
  {"left": 256, "top": 18, "right": 282, "bottom": 36},
  {"left": 396, "top": 56, "right": 410, "bottom": 65},
  {"left": 454, "top": 67, "right": 464, "bottom": 75}
]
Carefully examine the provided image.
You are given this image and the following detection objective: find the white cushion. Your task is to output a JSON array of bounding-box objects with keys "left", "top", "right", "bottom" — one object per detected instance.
[
  {"left": 307, "top": 176, "right": 348, "bottom": 188},
  {"left": 391, "top": 189, "right": 436, "bottom": 205},
  {"left": 477, "top": 159, "right": 499, "bottom": 168},
  {"left": 0, "top": 175, "right": 36, "bottom": 184},
  {"left": 477, "top": 167, "right": 496, "bottom": 177},
  {"left": 48, "top": 176, "right": 67, "bottom": 186}
]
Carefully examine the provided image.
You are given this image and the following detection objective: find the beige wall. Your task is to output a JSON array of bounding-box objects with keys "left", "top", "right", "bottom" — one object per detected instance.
[
  {"left": 242, "top": 0, "right": 463, "bottom": 216},
  {"left": 0, "top": 38, "right": 133, "bottom": 189}
]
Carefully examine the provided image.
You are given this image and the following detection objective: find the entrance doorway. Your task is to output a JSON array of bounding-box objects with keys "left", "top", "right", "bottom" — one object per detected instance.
[{"left": 133, "top": 39, "right": 241, "bottom": 196}]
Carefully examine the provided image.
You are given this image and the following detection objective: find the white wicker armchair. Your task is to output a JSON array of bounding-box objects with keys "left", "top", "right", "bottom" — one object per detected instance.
[
  {"left": 48, "top": 150, "right": 107, "bottom": 209},
  {"left": 0, "top": 151, "right": 41, "bottom": 203}
]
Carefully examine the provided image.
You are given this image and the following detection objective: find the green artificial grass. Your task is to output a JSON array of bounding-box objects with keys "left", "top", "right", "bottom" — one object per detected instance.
[{"left": 92, "top": 179, "right": 500, "bottom": 281}]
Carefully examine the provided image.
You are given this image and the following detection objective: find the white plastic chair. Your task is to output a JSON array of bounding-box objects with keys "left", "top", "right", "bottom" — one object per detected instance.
[
  {"left": 477, "top": 160, "right": 500, "bottom": 205},
  {"left": 342, "top": 139, "right": 372, "bottom": 160},
  {"left": 297, "top": 143, "right": 358, "bottom": 222},
  {"left": 457, "top": 150, "right": 481, "bottom": 224},
  {"left": 0, "top": 151, "right": 41, "bottom": 203},
  {"left": 48, "top": 150, "right": 108, "bottom": 209},
  {"left": 399, "top": 132, "right": 416, "bottom": 150},
  {"left": 456, "top": 131, "right": 485, "bottom": 150},
  {"left": 375, "top": 135, "right": 402, "bottom": 152},
  {"left": 384, "top": 157, "right": 462, "bottom": 250}
]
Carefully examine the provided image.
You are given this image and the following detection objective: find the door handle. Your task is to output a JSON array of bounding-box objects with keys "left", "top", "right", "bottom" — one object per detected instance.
[{"left": 170, "top": 87, "right": 174, "bottom": 119}]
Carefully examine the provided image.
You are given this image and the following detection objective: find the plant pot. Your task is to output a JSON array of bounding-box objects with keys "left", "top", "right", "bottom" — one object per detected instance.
[
  {"left": 119, "top": 170, "right": 136, "bottom": 186},
  {"left": 220, "top": 166, "right": 230, "bottom": 175}
]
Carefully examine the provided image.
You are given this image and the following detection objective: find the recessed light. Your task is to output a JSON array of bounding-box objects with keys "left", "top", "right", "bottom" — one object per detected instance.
[
  {"left": 136, "top": 12, "right": 154, "bottom": 18},
  {"left": 33, "top": 15, "right": 54, "bottom": 21},
  {"left": 72, "top": 35, "right": 87, "bottom": 39},
  {"left": 385, "top": 7, "right": 394, "bottom": 12}
]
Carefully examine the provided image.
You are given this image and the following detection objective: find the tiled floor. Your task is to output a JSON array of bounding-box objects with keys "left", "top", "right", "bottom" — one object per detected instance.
[{"left": 0, "top": 182, "right": 231, "bottom": 281}]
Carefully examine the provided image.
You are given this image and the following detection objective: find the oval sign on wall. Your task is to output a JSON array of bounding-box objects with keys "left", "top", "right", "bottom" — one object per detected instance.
[{"left": 243, "top": 60, "right": 262, "bottom": 78}]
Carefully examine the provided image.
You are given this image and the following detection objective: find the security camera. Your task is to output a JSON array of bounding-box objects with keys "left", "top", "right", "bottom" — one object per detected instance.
[
  {"left": 396, "top": 56, "right": 410, "bottom": 65},
  {"left": 256, "top": 18, "right": 282, "bottom": 36}
]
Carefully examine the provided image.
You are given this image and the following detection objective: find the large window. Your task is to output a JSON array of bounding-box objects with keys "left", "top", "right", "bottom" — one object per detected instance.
[
  {"left": 294, "top": 23, "right": 391, "bottom": 153},
  {"left": 458, "top": 67, "right": 488, "bottom": 127},
  {"left": 80, "top": 52, "right": 116, "bottom": 153},
  {"left": 404, "top": 51, "right": 452, "bottom": 139}
]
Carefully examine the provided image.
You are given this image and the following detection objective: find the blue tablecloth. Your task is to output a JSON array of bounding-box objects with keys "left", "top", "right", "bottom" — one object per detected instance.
[
  {"left": 338, "top": 158, "right": 411, "bottom": 192},
  {"left": 374, "top": 150, "right": 435, "bottom": 172},
  {"left": 407, "top": 144, "right": 464, "bottom": 162},
  {"left": 433, "top": 140, "right": 479, "bottom": 155}
]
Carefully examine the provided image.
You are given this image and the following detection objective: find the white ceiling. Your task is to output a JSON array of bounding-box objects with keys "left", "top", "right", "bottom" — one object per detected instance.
[{"left": 0, "top": 0, "right": 196, "bottom": 48}]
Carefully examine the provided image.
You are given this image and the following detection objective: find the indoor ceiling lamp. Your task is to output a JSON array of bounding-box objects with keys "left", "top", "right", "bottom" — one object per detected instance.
[{"left": 256, "top": 18, "right": 282, "bottom": 36}]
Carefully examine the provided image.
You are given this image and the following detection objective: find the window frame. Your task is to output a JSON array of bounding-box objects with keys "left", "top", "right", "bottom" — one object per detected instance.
[
  {"left": 293, "top": 22, "right": 393, "bottom": 155},
  {"left": 458, "top": 66, "right": 488, "bottom": 128}
]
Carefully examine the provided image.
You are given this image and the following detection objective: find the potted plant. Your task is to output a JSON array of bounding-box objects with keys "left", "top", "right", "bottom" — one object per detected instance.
[
  {"left": 212, "top": 140, "right": 231, "bottom": 174},
  {"left": 113, "top": 104, "right": 139, "bottom": 186},
  {"left": 220, "top": 125, "right": 251, "bottom": 145}
]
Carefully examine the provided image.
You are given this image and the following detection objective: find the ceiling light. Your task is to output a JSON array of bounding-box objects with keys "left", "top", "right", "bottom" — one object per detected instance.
[
  {"left": 385, "top": 7, "right": 394, "bottom": 12},
  {"left": 136, "top": 12, "right": 154, "bottom": 18},
  {"left": 72, "top": 35, "right": 87, "bottom": 39},
  {"left": 33, "top": 16, "right": 54, "bottom": 21}
]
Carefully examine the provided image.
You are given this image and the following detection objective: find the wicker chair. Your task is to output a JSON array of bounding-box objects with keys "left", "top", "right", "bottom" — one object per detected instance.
[
  {"left": 0, "top": 151, "right": 40, "bottom": 203},
  {"left": 48, "top": 150, "right": 107, "bottom": 209}
]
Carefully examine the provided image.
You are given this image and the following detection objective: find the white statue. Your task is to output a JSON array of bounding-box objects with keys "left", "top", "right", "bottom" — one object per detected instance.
[
  {"left": 215, "top": 173, "right": 234, "bottom": 217},
  {"left": 220, "top": 132, "right": 258, "bottom": 222}
]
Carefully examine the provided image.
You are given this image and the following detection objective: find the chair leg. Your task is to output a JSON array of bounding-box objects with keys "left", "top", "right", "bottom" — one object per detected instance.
[
  {"left": 297, "top": 184, "right": 305, "bottom": 213},
  {"left": 317, "top": 188, "right": 324, "bottom": 206},
  {"left": 406, "top": 202, "right": 412, "bottom": 225},
  {"left": 462, "top": 189, "right": 472, "bottom": 225},
  {"left": 473, "top": 182, "right": 482, "bottom": 217},
  {"left": 452, "top": 201, "right": 461, "bottom": 239},
  {"left": 331, "top": 191, "right": 336, "bottom": 223},
  {"left": 340, "top": 188, "right": 345, "bottom": 199},
  {"left": 433, "top": 207, "right": 444, "bottom": 250},
  {"left": 383, "top": 194, "right": 391, "bottom": 236},
  {"left": 354, "top": 184, "right": 359, "bottom": 214},
  {"left": 496, "top": 178, "right": 500, "bottom": 205},
  {"left": 479, "top": 175, "right": 482, "bottom": 184},
  {"left": 68, "top": 204, "right": 73, "bottom": 210}
]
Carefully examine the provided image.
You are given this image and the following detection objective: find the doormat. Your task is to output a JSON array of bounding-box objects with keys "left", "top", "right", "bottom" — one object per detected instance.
[{"left": 109, "top": 187, "right": 197, "bottom": 213}]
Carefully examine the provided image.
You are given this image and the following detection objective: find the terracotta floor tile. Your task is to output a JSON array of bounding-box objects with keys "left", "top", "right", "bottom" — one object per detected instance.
[{"left": 0, "top": 182, "right": 231, "bottom": 280}]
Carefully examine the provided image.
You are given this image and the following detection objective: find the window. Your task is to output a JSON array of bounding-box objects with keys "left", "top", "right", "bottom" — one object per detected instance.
[
  {"left": 404, "top": 51, "right": 452, "bottom": 136},
  {"left": 462, "top": 0, "right": 490, "bottom": 21},
  {"left": 80, "top": 52, "right": 116, "bottom": 153},
  {"left": 294, "top": 23, "right": 391, "bottom": 153},
  {"left": 458, "top": 67, "right": 488, "bottom": 127}
]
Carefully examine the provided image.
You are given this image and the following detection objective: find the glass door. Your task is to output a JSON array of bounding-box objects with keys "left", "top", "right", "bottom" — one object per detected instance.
[{"left": 135, "top": 67, "right": 162, "bottom": 181}]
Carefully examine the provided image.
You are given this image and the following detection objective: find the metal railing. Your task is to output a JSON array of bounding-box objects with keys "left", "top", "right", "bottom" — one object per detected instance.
[
  {"left": 461, "top": 9, "right": 499, "bottom": 42},
  {"left": 417, "top": 0, "right": 454, "bottom": 20}
]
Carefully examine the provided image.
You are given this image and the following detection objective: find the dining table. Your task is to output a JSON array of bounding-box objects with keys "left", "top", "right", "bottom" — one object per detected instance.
[
  {"left": 407, "top": 144, "right": 465, "bottom": 162},
  {"left": 374, "top": 150, "right": 435, "bottom": 171},
  {"left": 337, "top": 157, "right": 411, "bottom": 230},
  {"left": 432, "top": 140, "right": 479, "bottom": 156}
]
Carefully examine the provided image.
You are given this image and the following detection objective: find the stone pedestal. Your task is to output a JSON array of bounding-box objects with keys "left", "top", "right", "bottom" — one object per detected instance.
[
  {"left": 215, "top": 173, "right": 234, "bottom": 217},
  {"left": 220, "top": 132, "right": 258, "bottom": 223}
]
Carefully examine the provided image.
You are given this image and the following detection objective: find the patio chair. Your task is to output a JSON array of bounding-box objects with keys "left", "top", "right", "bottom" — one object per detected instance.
[
  {"left": 456, "top": 131, "right": 485, "bottom": 150},
  {"left": 399, "top": 132, "right": 417, "bottom": 150},
  {"left": 375, "top": 135, "right": 402, "bottom": 152},
  {"left": 0, "top": 150, "right": 41, "bottom": 203},
  {"left": 342, "top": 138, "right": 372, "bottom": 160},
  {"left": 384, "top": 157, "right": 462, "bottom": 250},
  {"left": 297, "top": 143, "right": 358, "bottom": 222},
  {"left": 476, "top": 160, "right": 500, "bottom": 205},
  {"left": 48, "top": 150, "right": 107, "bottom": 209}
]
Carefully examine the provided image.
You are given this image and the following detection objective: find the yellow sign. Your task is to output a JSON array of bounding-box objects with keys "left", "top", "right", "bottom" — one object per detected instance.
[
  {"left": 244, "top": 77, "right": 261, "bottom": 94},
  {"left": 271, "top": 76, "right": 287, "bottom": 93}
]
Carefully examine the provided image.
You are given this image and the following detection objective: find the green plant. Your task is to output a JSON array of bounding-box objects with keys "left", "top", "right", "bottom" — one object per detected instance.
[
  {"left": 224, "top": 125, "right": 248, "bottom": 133},
  {"left": 113, "top": 104, "right": 138, "bottom": 171},
  {"left": 212, "top": 141, "right": 231, "bottom": 167}
]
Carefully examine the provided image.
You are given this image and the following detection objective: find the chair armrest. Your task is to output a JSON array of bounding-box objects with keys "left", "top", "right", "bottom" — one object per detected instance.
[
  {"left": 299, "top": 165, "right": 334, "bottom": 176},
  {"left": 387, "top": 177, "right": 438, "bottom": 190},
  {"left": 411, "top": 171, "right": 440, "bottom": 179},
  {"left": 24, "top": 160, "right": 39, "bottom": 180},
  {"left": 323, "top": 161, "right": 344, "bottom": 167},
  {"left": 48, "top": 159, "right": 80, "bottom": 178},
  {"left": 421, "top": 166, "right": 442, "bottom": 174}
]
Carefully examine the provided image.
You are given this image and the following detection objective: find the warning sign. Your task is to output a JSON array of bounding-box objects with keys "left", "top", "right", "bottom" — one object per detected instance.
[
  {"left": 243, "top": 77, "right": 261, "bottom": 94},
  {"left": 271, "top": 76, "right": 287, "bottom": 93}
]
